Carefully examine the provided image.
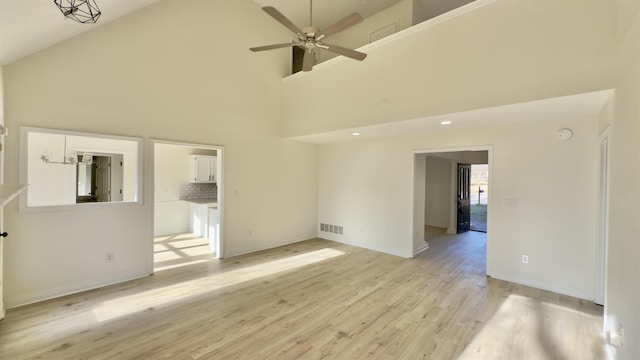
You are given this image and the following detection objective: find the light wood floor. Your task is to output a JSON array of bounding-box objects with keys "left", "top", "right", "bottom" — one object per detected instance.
[{"left": 0, "top": 230, "right": 607, "bottom": 359}]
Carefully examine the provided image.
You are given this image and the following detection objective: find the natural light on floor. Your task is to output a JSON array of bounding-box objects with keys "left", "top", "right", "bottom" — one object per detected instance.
[
  {"left": 92, "top": 248, "right": 345, "bottom": 322},
  {"left": 457, "top": 294, "right": 606, "bottom": 359},
  {"left": 155, "top": 259, "right": 210, "bottom": 272},
  {"left": 153, "top": 233, "right": 213, "bottom": 271}
]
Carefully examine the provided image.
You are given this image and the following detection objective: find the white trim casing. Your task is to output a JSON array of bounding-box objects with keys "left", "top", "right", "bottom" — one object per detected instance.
[
  {"left": 412, "top": 145, "right": 493, "bottom": 272},
  {"left": 595, "top": 127, "right": 611, "bottom": 306},
  {"left": 150, "top": 139, "right": 225, "bottom": 261}
]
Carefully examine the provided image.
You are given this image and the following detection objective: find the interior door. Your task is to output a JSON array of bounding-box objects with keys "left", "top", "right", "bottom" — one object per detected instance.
[
  {"left": 94, "top": 157, "right": 111, "bottom": 202},
  {"left": 110, "top": 155, "right": 124, "bottom": 201},
  {"left": 0, "top": 191, "right": 4, "bottom": 319},
  {"left": 0, "top": 124, "right": 5, "bottom": 319},
  {"left": 457, "top": 163, "right": 471, "bottom": 233}
]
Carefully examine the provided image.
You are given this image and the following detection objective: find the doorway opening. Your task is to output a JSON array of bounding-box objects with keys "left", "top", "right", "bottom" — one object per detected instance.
[
  {"left": 413, "top": 147, "right": 491, "bottom": 265},
  {"left": 470, "top": 164, "right": 489, "bottom": 233},
  {"left": 75, "top": 153, "right": 124, "bottom": 203},
  {"left": 152, "top": 140, "right": 224, "bottom": 273}
]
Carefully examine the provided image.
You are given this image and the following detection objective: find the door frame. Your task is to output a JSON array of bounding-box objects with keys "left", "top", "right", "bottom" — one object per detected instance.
[
  {"left": 149, "top": 139, "right": 225, "bottom": 271},
  {"left": 595, "top": 128, "right": 610, "bottom": 306},
  {"left": 0, "top": 125, "right": 5, "bottom": 319},
  {"left": 412, "top": 145, "right": 493, "bottom": 267}
]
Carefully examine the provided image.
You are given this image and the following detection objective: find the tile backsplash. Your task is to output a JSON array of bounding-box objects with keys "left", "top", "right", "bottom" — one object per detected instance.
[{"left": 180, "top": 183, "right": 217, "bottom": 201}]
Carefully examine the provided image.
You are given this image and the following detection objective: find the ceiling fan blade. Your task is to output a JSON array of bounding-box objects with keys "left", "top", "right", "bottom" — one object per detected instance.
[
  {"left": 262, "top": 6, "right": 304, "bottom": 37},
  {"left": 250, "top": 42, "right": 301, "bottom": 52},
  {"left": 320, "top": 43, "right": 367, "bottom": 61},
  {"left": 316, "top": 13, "right": 364, "bottom": 41},
  {"left": 302, "top": 48, "right": 315, "bottom": 72}
]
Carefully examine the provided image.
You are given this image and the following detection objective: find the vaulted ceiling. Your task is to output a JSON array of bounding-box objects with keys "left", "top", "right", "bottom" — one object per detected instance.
[
  {"left": 0, "top": 0, "right": 406, "bottom": 65},
  {"left": 0, "top": 0, "right": 163, "bottom": 65},
  {"left": 252, "top": 0, "right": 404, "bottom": 30}
]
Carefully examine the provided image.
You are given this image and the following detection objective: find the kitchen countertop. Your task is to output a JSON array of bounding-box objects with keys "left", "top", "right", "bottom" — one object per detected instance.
[{"left": 182, "top": 198, "right": 217, "bottom": 207}]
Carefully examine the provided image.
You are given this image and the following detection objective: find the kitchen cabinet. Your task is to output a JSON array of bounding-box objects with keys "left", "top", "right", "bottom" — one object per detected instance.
[
  {"left": 208, "top": 207, "right": 220, "bottom": 251},
  {"left": 190, "top": 155, "right": 217, "bottom": 183},
  {"left": 188, "top": 202, "right": 219, "bottom": 253},
  {"left": 189, "top": 203, "right": 209, "bottom": 238}
]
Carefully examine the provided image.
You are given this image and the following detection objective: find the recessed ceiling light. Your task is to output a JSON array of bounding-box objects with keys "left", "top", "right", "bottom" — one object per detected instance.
[
  {"left": 440, "top": 121, "right": 452, "bottom": 125},
  {"left": 352, "top": 132, "right": 361, "bottom": 136}
]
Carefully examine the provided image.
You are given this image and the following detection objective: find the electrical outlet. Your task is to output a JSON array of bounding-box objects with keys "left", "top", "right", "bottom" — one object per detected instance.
[
  {"left": 522, "top": 255, "right": 529, "bottom": 264},
  {"left": 105, "top": 252, "right": 114, "bottom": 263},
  {"left": 609, "top": 325, "right": 624, "bottom": 347},
  {"left": 617, "top": 325, "right": 624, "bottom": 347}
]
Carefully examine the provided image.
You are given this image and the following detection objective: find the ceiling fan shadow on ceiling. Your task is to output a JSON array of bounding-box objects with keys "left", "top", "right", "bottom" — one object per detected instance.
[{"left": 250, "top": 0, "right": 367, "bottom": 72}]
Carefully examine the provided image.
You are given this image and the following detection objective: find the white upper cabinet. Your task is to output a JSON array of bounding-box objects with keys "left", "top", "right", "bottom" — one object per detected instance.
[{"left": 190, "top": 155, "right": 217, "bottom": 183}]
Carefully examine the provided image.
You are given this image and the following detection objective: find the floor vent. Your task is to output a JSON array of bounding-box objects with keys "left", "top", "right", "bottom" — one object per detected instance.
[{"left": 320, "top": 223, "right": 343, "bottom": 235}]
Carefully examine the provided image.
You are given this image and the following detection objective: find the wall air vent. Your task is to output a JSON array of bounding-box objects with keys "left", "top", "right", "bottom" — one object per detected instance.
[{"left": 320, "top": 223, "right": 343, "bottom": 235}]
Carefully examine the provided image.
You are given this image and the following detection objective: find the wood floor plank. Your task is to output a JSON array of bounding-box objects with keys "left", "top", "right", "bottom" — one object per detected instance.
[{"left": 0, "top": 230, "right": 606, "bottom": 359}]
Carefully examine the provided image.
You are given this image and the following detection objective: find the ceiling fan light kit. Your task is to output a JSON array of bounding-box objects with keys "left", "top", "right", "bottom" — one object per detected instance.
[
  {"left": 250, "top": 0, "right": 367, "bottom": 72},
  {"left": 54, "top": 0, "right": 102, "bottom": 24}
]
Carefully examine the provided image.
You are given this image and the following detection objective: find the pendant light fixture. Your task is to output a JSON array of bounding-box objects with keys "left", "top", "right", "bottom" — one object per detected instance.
[
  {"left": 53, "top": 0, "right": 102, "bottom": 24},
  {"left": 40, "top": 136, "right": 92, "bottom": 166}
]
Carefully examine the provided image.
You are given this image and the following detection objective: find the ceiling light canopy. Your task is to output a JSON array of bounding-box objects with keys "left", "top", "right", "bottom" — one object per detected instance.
[{"left": 54, "top": 0, "right": 102, "bottom": 24}]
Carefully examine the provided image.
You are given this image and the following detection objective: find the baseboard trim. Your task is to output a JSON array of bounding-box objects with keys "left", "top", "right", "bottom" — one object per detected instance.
[
  {"left": 488, "top": 271, "right": 594, "bottom": 301},
  {"left": 225, "top": 234, "right": 317, "bottom": 258},
  {"left": 6, "top": 272, "right": 151, "bottom": 309},
  {"left": 318, "top": 234, "right": 410, "bottom": 258},
  {"left": 413, "top": 242, "right": 430, "bottom": 257},
  {"left": 9, "top": 234, "right": 319, "bottom": 308}
]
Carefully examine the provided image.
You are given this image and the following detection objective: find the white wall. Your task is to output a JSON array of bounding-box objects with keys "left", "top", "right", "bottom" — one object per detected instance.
[
  {"left": 154, "top": 201, "right": 190, "bottom": 236},
  {"left": 605, "top": 1, "right": 640, "bottom": 358},
  {"left": 318, "top": 115, "right": 600, "bottom": 300},
  {"left": 424, "top": 156, "right": 451, "bottom": 228},
  {"left": 2, "top": 0, "right": 318, "bottom": 307},
  {"left": 317, "top": 0, "right": 413, "bottom": 63},
  {"left": 26, "top": 132, "right": 76, "bottom": 206},
  {"left": 154, "top": 144, "right": 192, "bottom": 202},
  {"left": 0, "top": 65, "right": 5, "bottom": 317},
  {"left": 153, "top": 144, "right": 193, "bottom": 236}
]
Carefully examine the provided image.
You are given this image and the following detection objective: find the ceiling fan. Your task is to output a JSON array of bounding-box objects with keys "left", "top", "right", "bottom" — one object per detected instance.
[{"left": 250, "top": 0, "right": 367, "bottom": 72}]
